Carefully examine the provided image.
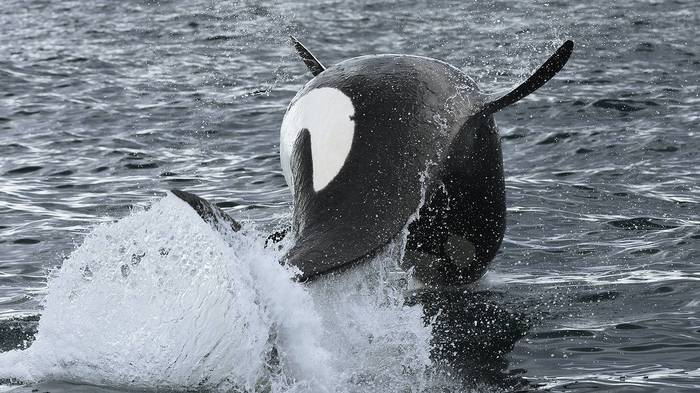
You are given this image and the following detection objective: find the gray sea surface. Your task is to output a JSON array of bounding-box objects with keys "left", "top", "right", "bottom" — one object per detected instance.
[{"left": 0, "top": 0, "right": 698, "bottom": 392}]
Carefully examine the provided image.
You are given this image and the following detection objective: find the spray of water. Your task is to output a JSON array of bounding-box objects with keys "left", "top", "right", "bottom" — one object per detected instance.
[{"left": 0, "top": 193, "right": 448, "bottom": 392}]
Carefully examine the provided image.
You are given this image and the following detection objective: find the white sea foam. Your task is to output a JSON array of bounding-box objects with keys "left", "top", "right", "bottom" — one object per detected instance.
[
  {"left": 308, "top": 241, "right": 433, "bottom": 392},
  {"left": 0, "top": 194, "right": 439, "bottom": 392}
]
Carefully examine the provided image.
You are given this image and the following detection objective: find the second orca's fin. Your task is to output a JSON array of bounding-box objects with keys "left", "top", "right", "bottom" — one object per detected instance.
[
  {"left": 290, "top": 35, "right": 325, "bottom": 76},
  {"left": 171, "top": 189, "right": 241, "bottom": 233},
  {"left": 479, "top": 40, "right": 574, "bottom": 116}
]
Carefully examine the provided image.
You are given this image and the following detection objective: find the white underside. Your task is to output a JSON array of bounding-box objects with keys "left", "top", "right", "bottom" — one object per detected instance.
[{"left": 280, "top": 87, "right": 356, "bottom": 193}]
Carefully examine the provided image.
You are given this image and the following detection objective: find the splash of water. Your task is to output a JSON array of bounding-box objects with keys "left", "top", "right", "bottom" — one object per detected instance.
[
  {"left": 0, "top": 194, "right": 330, "bottom": 391},
  {"left": 0, "top": 194, "right": 441, "bottom": 392},
  {"left": 308, "top": 241, "right": 433, "bottom": 392}
]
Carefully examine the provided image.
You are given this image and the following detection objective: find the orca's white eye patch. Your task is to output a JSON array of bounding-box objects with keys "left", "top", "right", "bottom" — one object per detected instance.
[{"left": 280, "top": 87, "right": 356, "bottom": 193}]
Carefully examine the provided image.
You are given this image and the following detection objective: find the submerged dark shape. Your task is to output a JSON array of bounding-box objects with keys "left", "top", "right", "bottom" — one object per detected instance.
[
  {"left": 173, "top": 38, "right": 574, "bottom": 286},
  {"left": 409, "top": 289, "right": 531, "bottom": 389}
]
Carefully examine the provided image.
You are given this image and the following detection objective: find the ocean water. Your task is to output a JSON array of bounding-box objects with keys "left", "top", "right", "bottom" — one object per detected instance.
[{"left": 0, "top": 0, "right": 698, "bottom": 392}]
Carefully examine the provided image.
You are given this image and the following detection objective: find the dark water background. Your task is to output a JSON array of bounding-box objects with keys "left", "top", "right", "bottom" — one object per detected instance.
[{"left": 1, "top": 0, "right": 698, "bottom": 391}]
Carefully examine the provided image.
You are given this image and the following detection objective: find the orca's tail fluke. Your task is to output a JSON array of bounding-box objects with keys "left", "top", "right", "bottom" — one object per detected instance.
[
  {"left": 171, "top": 189, "right": 241, "bottom": 233},
  {"left": 290, "top": 35, "right": 325, "bottom": 76},
  {"left": 479, "top": 40, "right": 574, "bottom": 116}
]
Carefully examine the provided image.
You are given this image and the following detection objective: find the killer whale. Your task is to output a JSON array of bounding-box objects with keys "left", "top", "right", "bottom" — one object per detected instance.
[{"left": 173, "top": 37, "right": 574, "bottom": 286}]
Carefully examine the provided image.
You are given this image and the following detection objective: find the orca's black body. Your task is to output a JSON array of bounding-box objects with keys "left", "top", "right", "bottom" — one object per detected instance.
[
  {"left": 282, "top": 55, "right": 498, "bottom": 284},
  {"left": 173, "top": 38, "right": 574, "bottom": 287}
]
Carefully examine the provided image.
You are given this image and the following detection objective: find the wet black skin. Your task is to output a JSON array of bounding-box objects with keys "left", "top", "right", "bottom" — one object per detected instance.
[{"left": 404, "top": 115, "right": 505, "bottom": 286}]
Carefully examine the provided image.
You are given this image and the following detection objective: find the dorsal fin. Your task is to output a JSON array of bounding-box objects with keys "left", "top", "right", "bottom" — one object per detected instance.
[
  {"left": 290, "top": 35, "right": 325, "bottom": 76},
  {"left": 479, "top": 40, "right": 574, "bottom": 116}
]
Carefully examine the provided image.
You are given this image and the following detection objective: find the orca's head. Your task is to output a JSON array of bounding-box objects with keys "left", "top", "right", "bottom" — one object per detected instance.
[{"left": 280, "top": 38, "right": 574, "bottom": 282}]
